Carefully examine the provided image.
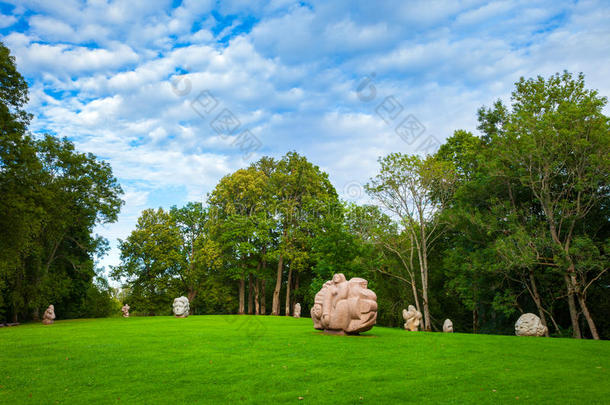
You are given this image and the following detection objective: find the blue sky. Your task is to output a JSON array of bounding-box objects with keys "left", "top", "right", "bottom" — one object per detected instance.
[{"left": 1, "top": 0, "right": 609, "bottom": 275}]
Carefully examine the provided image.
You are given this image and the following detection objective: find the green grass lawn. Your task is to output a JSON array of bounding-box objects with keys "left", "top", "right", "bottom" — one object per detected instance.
[{"left": 1, "top": 316, "right": 608, "bottom": 404}]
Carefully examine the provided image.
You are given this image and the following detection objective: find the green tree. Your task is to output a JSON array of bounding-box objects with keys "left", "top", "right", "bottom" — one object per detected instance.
[
  {"left": 0, "top": 41, "right": 40, "bottom": 321},
  {"left": 435, "top": 129, "right": 561, "bottom": 335},
  {"left": 170, "top": 202, "right": 222, "bottom": 305},
  {"left": 485, "top": 72, "right": 609, "bottom": 339},
  {"left": 1, "top": 42, "right": 123, "bottom": 323},
  {"left": 0, "top": 40, "right": 30, "bottom": 136},
  {"left": 111, "top": 208, "right": 182, "bottom": 315},
  {"left": 208, "top": 167, "right": 269, "bottom": 314},
  {"left": 268, "top": 152, "right": 339, "bottom": 316},
  {"left": 366, "top": 153, "right": 456, "bottom": 331}
]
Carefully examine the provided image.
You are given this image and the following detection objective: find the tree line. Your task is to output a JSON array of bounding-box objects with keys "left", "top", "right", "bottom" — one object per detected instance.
[
  {"left": 1, "top": 42, "right": 123, "bottom": 322},
  {"left": 2, "top": 40, "right": 608, "bottom": 338},
  {"left": 113, "top": 72, "right": 609, "bottom": 339}
]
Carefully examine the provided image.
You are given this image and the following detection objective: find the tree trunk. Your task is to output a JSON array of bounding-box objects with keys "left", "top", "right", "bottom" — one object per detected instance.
[
  {"left": 528, "top": 270, "right": 549, "bottom": 337},
  {"left": 564, "top": 259, "right": 599, "bottom": 339},
  {"left": 564, "top": 274, "right": 581, "bottom": 338},
  {"left": 405, "top": 234, "right": 422, "bottom": 315},
  {"left": 472, "top": 306, "right": 478, "bottom": 334},
  {"left": 272, "top": 254, "right": 283, "bottom": 315},
  {"left": 187, "top": 289, "right": 197, "bottom": 315},
  {"left": 421, "top": 285, "right": 430, "bottom": 331},
  {"left": 547, "top": 222, "right": 585, "bottom": 339},
  {"left": 261, "top": 278, "right": 266, "bottom": 315},
  {"left": 294, "top": 271, "right": 299, "bottom": 304},
  {"left": 410, "top": 273, "right": 422, "bottom": 316},
  {"left": 419, "top": 250, "right": 431, "bottom": 331},
  {"left": 413, "top": 217, "right": 431, "bottom": 331},
  {"left": 285, "top": 267, "right": 293, "bottom": 316},
  {"left": 577, "top": 289, "right": 600, "bottom": 339},
  {"left": 238, "top": 277, "right": 245, "bottom": 315},
  {"left": 187, "top": 289, "right": 197, "bottom": 302},
  {"left": 382, "top": 240, "right": 422, "bottom": 318},
  {"left": 254, "top": 277, "right": 260, "bottom": 315},
  {"left": 187, "top": 246, "right": 196, "bottom": 314},
  {"left": 248, "top": 274, "right": 254, "bottom": 315}
]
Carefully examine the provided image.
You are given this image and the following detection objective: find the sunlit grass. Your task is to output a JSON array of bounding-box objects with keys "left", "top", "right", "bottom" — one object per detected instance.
[{"left": 1, "top": 316, "right": 608, "bottom": 403}]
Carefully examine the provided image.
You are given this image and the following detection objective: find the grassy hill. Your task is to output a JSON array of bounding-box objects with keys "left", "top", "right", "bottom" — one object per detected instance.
[{"left": 1, "top": 316, "right": 608, "bottom": 404}]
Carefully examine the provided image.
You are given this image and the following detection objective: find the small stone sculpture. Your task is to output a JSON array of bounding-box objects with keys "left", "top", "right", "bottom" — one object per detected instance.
[
  {"left": 42, "top": 305, "right": 56, "bottom": 325},
  {"left": 172, "top": 296, "right": 190, "bottom": 318},
  {"left": 402, "top": 305, "right": 422, "bottom": 331},
  {"left": 121, "top": 304, "right": 130, "bottom": 318},
  {"left": 515, "top": 313, "right": 547, "bottom": 337},
  {"left": 311, "top": 273, "right": 377, "bottom": 335},
  {"left": 293, "top": 303, "right": 301, "bottom": 318},
  {"left": 443, "top": 318, "right": 453, "bottom": 333}
]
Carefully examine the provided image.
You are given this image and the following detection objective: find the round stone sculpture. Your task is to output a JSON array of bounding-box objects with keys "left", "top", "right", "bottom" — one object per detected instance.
[
  {"left": 42, "top": 305, "right": 56, "bottom": 325},
  {"left": 172, "top": 296, "right": 190, "bottom": 318},
  {"left": 515, "top": 313, "right": 547, "bottom": 337},
  {"left": 121, "top": 304, "right": 130, "bottom": 318},
  {"left": 402, "top": 305, "right": 422, "bottom": 331},
  {"left": 443, "top": 318, "right": 453, "bottom": 333},
  {"left": 310, "top": 274, "right": 377, "bottom": 335},
  {"left": 293, "top": 303, "right": 301, "bottom": 318}
]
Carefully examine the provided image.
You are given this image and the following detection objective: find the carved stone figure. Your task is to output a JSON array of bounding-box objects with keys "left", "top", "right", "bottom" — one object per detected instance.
[
  {"left": 310, "top": 274, "right": 377, "bottom": 334},
  {"left": 42, "top": 305, "right": 56, "bottom": 325},
  {"left": 402, "top": 305, "right": 422, "bottom": 331},
  {"left": 121, "top": 304, "right": 130, "bottom": 318},
  {"left": 443, "top": 318, "right": 453, "bottom": 333},
  {"left": 515, "top": 313, "right": 547, "bottom": 337},
  {"left": 293, "top": 303, "right": 301, "bottom": 318},
  {"left": 172, "top": 296, "right": 190, "bottom": 318}
]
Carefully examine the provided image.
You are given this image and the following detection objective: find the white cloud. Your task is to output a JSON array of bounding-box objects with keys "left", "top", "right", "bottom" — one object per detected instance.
[
  {"left": 10, "top": 42, "right": 139, "bottom": 77},
  {"left": 0, "top": 13, "right": 17, "bottom": 28},
  {"left": 3, "top": 0, "right": 609, "bottom": 276},
  {"left": 28, "top": 15, "right": 76, "bottom": 40},
  {"left": 454, "top": 1, "right": 516, "bottom": 26}
]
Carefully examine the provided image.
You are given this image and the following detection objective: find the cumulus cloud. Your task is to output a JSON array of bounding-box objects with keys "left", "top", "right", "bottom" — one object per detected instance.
[
  {"left": 10, "top": 42, "right": 139, "bottom": 77},
  {"left": 0, "top": 13, "right": 17, "bottom": 28},
  {"left": 2, "top": 0, "right": 609, "bottom": 276}
]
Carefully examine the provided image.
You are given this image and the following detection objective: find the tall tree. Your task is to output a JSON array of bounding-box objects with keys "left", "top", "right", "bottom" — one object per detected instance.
[
  {"left": 345, "top": 204, "right": 422, "bottom": 315},
  {"left": 111, "top": 208, "right": 183, "bottom": 315},
  {"left": 1, "top": 41, "right": 123, "bottom": 322},
  {"left": 170, "top": 202, "right": 222, "bottom": 305},
  {"left": 0, "top": 41, "right": 39, "bottom": 321},
  {"left": 269, "top": 152, "right": 338, "bottom": 316},
  {"left": 485, "top": 72, "right": 609, "bottom": 339},
  {"left": 437, "top": 128, "right": 568, "bottom": 335},
  {"left": 208, "top": 167, "right": 269, "bottom": 314},
  {"left": 0, "top": 41, "right": 30, "bottom": 136},
  {"left": 367, "top": 153, "right": 456, "bottom": 330}
]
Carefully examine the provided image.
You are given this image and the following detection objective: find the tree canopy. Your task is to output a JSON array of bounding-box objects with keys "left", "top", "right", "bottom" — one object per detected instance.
[
  {"left": 2, "top": 37, "right": 608, "bottom": 339},
  {"left": 114, "top": 71, "right": 608, "bottom": 339},
  {"left": 0, "top": 41, "right": 124, "bottom": 323}
]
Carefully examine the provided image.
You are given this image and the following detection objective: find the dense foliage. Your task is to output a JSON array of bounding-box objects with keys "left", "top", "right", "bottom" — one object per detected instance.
[
  {"left": 2, "top": 40, "right": 607, "bottom": 338},
  {"left": 0, "top": 42, "right": 123, "bottom": 322},
  {"left": 115, "top": 72, "right": 608, "bottom": 339}
]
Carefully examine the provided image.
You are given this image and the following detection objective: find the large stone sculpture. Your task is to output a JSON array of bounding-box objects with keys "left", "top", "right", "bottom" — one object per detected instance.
[
  {"left": 402, "top": 305, "right": 422, "bottom": 331},
  {"left": 515, "top": 313, "right": 547, "bottom": 337},
  {"left": 293, "top": 303, "right": 301, "bottom": 318},
  {"left": 310, "top": 274, "right": 377, "bottom": 335},
  {"left": 42, "top": 305, "right": 56, "bottom": 325},
  {"left": 443, "top": 318, "right": 453, "bottom": 333},
  {"left": 172, "top": 296, "right": 190, "bottom": 318},
  {"left": 121, "top": 304, "right": 130, "bottom": 318}
]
